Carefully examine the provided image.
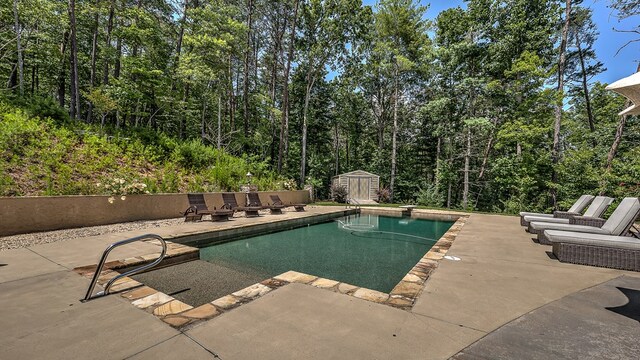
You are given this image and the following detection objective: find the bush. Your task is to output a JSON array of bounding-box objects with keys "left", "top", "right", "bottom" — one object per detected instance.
[
  {"left": 331, "top": 184, "right": 348, "bottom": 203},
  {"left": 416, "top": 183, "right": 443, "bottom": 207},
  {"left": 377, "top": 187, "right": 391, "bottom": 203},
  {"left": 23, "top": 96, "right": 69, "bottom": 124},
  {"left": 173, "top": 139, "right": 217, "bottom": 169}
]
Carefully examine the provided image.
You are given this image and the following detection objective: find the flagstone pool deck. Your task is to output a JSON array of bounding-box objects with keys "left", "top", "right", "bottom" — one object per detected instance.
[{"left": 1, "top": 206, "right": 638, "bottom": 359}]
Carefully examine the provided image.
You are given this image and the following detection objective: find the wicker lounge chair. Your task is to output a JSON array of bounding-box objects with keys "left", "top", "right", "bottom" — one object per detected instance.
[
  {"left": 270, "top": 194, "right": 306, "bottom": 212},
  {"left": 530, "top": 197, "right": 640, "bottom": 245},
  {"left": 524, "top": 196, "right": 614, "bottom": 232},
  {"left": 545, "top": 230, "right": 640, "bottom": 271},
  {"left": 519, "top": 195, "right": 594, "bottom": 227},
  {"left": 184, "top": 193, "right": 233, "bottom": 222},
  {"left": 221, "top": 193, "right": 262, "bottom": 217},
  {"left": 248, "top": 192, "right": 286, "bottom": 214}
]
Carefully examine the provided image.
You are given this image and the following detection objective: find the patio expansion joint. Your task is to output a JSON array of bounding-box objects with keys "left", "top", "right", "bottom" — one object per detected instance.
[
  {"left": 183, "top": 332, "right": 224, "bottom": 359},
  {"left": 409, "top": 311, "right": 488, "bottom": 334},
  {"left": 26, "top": 246, "right": 70, "bottom": 270},
  {"left": 121, "top": 333, "right": 183, "bottom": 360}
]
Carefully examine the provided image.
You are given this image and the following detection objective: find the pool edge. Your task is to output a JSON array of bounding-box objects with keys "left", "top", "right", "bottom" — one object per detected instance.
[{"left": 74, "top": 209, "right": 468, "bottom": 330}]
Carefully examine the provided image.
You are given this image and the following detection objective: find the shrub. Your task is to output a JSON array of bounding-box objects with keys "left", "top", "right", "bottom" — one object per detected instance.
[
  {"left": 173, "top": 139, "right": 216, "bottom": 169},
  {"left": 331, "top": 184, "right": 348, "bottom": 203},
  {"left": 23, "top": 96, "right": 69, "bottom": 124},
  {"left": 416, "top": 183, "right": 443, "bottom": 207},
  {"left": 377, "top": 187, "right": 391, "bottom": 203}
]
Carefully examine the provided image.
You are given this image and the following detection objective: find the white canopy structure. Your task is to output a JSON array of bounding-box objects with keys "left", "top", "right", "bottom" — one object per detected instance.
[{"left": 606, "top": 71, "right": 640, "bottom": 116}]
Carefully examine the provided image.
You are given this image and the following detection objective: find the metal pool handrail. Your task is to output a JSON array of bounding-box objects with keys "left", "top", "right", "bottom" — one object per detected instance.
[
  {"left": 82, "top": 234, "right": 167, "bottom": 302},
  {"left": 347, "top": 198, "right": 361, "bottom": 210}
]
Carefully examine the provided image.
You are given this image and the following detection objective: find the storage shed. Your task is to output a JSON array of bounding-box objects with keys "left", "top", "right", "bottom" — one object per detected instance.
[{"left": 332, "top": 170, "right": 380, "bottom": 202}]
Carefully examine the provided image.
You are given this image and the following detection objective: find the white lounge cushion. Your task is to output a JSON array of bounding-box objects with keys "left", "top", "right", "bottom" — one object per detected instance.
[
  {"left": 600, "top": 197, "right": 640, "bottom": 236},
  {"left": 529, "top": 221, "right": 610, "bottom": 235},
  {"left": 519, "top": 195, "right": 594, "bottom": 219},
  {"left": 523, "top": 215, "right": 569, "bottom": 224},
  {"left": 567, "top": 195, "right": 595, "bottom": 213},
  {"left": 583, "top": 196, "right": 614, "bottom": 218},
  {"left": 545, "top": 230, "right": 640, "bottom": 250}
]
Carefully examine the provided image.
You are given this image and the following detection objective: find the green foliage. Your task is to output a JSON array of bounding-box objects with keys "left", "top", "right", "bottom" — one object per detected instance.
[
  {"left": 331, "top": 184, "right": 348, "bottom": 203},
  {"left": 0, "top": 99, "right": 285, "bottom": 196},
  {"left": 1, "top": 0, "right": 636, "bottom": 215},
  {"left": 377, "top": 187, "right": 392, "bottom": 203},
  {"left": 416, "top": 183, "right": 444, "bottom": 207}
]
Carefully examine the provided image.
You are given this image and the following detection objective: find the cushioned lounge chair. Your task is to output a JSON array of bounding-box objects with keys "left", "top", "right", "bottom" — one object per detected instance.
[
  {"left": 248, "top": 192, "right": 286, "bottom": 214},
  {"left": 221, "top": 193, "right": 262, "bottom": 217},
  {"left": 270, "top": 194, "right": 306, "bottom": 212},
  {"left": 524, "top": 196, "right": 614, "bottom": 232},
  {"left": 519, "top": 195, "right": 594, "bottom": 227},
  {"left": 530, "top": 197, "right": 640, "bottom": 245},
  {"left": 545, "top": 230, "right": 640, "bottom": 271},
  {"left": 184, "top": 193, "right": 233, "bottom": 222}
]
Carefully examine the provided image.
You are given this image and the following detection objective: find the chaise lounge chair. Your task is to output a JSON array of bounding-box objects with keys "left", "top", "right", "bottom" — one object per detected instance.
[
  {"left": 184, "top": 193, "right": 233, "bottom": 222},
  {"left": 519, "top": 195, "right": 594, "bottom": 227},
  {"left": 270, "top": 194, "right": 306, "bottom": 212},
  {"left": 221, "top": 193, "right": 262, "bottom": 218},
  {"left": 248, "top": 192, "right": 286, "bottom": 215},
  {"left": 545, "top": 230, "right": 640, "bottom": 271},
  {"left": 529, "top": 197, "right": 640, "bottom": 245},
  {"left": 524, "top": 196, "right": 614, "bottom": 232}
]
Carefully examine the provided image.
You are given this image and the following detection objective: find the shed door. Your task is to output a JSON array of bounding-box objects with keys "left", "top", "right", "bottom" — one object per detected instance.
[{"left": 349, "top": 177, "right": 370, "bottom": 200}]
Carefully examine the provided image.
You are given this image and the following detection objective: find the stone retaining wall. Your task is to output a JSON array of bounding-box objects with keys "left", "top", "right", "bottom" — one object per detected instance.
[{"left": 0, "top": 191, "right": 310, "bottom": 236}]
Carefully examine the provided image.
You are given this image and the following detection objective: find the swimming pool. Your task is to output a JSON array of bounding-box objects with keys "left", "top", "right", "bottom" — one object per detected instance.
[{"left": 199, "top": 214, "right": 454, "bottom": 293}]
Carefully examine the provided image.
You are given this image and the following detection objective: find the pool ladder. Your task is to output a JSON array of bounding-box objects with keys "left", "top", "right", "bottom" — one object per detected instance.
[
  {"left": 82, "top": 234, "right": 167, "bottom": 302},
  {"left": 346, "top": 198, "right": 361, "bottom": 210}
]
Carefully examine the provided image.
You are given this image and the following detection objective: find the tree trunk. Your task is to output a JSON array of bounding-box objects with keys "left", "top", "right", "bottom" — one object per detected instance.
[
  {"left": 114, "top": 36, "right": 122, "bottom": 79},
  {"left": 243, "top": 0, "right": 254, "bottom": 138},
  {"left": 334, "top": 122, "right": 340, "bottom": 176},
  {"left": 201, "top": 99, "right": 207, "bottom": 141},
  {"left": 228, "top": 55, "right": 235, "bottom": 130},
  {"left": 300, "top": 69, "right": 316, "bottom": 185},
  {"left": 605, "top": 110, "right": 628, "bottom": 172},
  {"left": 575, "top": 34, "right": 595, "bottom": 133},
  {"left": 217, "top": 95, "right": 222, "bottom": 150},
  {"left": 12, "top": 0, "right": 24, "bottom": 95},
  {"left": 132, "top": 0, "right": 143, "bottom": 57},
  {"left": 435, "top": 136, "right": 441, "bottom": 189},
  {"left": 278, "top": 0, "right": 300, "bottom": 173},
  {"left": 389, "top": 64, "right": 399, "bottom": 203},
  {"left": 88, "top": 5, "right": 99, "bottom": 122},
  {"left": 57, "top": 31, "right": 69, "bottom": 107},
  {"left": 175, "top": 0, "right": 188, "bottom": 72},
  {"left": 68, "top": 0, "right": 80, "bottom": 119},
  {"left": 604, "top": 65, "right": 639, "bottom": 171},
  {"left": 551, "top": 0, "right": 572, "bottom": 208},
  {"left": 180, "top": 83, "right": 190, "bottom": 139},
  {"left": 103, "top": 1, "right": 115, "bottom": 84},
  {"left": 462, "top": 127, "right": 471, "bottom": 209}
]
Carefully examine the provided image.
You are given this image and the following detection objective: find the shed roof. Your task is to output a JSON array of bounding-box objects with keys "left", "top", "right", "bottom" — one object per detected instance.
[{"left": 334, "top": 170, "right": 379, "bottom": 178}]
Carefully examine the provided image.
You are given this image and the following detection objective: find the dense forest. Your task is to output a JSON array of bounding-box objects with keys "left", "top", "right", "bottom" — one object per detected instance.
[{"left": 1, "top": 0, "right": 639, "bottom": 213}]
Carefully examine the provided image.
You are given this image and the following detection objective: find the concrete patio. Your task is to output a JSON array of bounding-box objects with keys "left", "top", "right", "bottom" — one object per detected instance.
[{"left": 1, "top": 207, "right": 638, "bottom": 359}]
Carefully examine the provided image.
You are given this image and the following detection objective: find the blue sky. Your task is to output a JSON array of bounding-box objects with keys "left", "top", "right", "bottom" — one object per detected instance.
[{"left": 360, "top": 0, "right": 638, "bottom": 84}]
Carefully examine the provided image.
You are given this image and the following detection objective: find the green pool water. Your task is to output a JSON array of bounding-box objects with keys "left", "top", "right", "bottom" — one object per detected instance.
[{"left": 199, "top": 214, "right": 454, "bottom": 293}]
